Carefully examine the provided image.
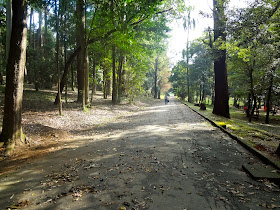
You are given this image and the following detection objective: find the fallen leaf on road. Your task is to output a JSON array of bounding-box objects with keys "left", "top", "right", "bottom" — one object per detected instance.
[{"left": 7, "top": 200, "right": 31, "bottom": 209}]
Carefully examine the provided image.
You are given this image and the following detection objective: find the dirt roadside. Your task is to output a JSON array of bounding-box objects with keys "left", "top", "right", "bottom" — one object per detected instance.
[
  {"left": 0, "top": 96, "right": 280, "bottom": 209},
  {"left": 0, "top": 93, "right": 149, "bottom": 175}
]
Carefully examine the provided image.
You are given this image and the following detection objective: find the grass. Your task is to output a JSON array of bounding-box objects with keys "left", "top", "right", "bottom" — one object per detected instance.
[{"left": 185, "top": 101, "right": 280, "bottom": 166}]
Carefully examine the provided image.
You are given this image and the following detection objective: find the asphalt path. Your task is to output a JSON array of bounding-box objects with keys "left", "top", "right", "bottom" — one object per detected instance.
[{"left": 0, "top": 97, "right": 279, "bottom": 209}]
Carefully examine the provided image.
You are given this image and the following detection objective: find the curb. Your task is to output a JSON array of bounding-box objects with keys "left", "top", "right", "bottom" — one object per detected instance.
[{"left": 183, "top": 103, "right": 280, "bottom": 170}]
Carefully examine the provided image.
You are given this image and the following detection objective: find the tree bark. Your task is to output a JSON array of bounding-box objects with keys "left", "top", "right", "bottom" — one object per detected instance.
[
  {"left": 55, "top": 0, "right": 62, "bottom": 115},
  {"left": 186, "top": 42, "right": 190, "bottom": 102},
  {"left": 112, "top": 45, "right": 117, "bottom": 104},
  {"left": 35, "top": 9, "right": 43, "bottom": 91},
  {"left": 27, "top": 7, "right": 33, "bottom": 83},
  {"left": 0, "top": 26, "right": 3, "bottom": 85},
  {"left": 103, "top": 65, "right": 108, "bottom": 99},
  {"left": 212, "top": 0, "right": 230, "bottom": 118},
  {"left": 76, "top": 0, "right": 86, "bottom": 105},
  {"left": 6, "top": 0, "right": 12, "bottom": 63},
  {"left": 154, "top": 58, "right": 158, "bottom": 99},
  {"left": 85, "top": 48, "right": 89, "bottom": 104},
  {"left": 44, "top": 6, "right": 48, "bottom": 52},
  {"left": 265, "top": 68, "right": 275, "bottom": 124},
  {"left": 90, "top": 62, "right": 96, "bottom": 104},
  {"left": 117, "top": 55, "right": 124, "bottom": 103},
  {"left": 0, "top": 0, "right": 27, "bottom": 154}
]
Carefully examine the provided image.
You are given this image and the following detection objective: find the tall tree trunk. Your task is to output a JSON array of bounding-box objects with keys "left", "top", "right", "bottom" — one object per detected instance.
[
  {"left": 246, "top": 93, "right": 251, "bottom": 117},
  {"left": 90, "top": 62, "right": 96, "bottom": 104},
  {"left": 71, "top": 62, "right": 75, "bottom": 91},
  {"left": 76, "top": 0, "right": 86, "bottom": 106},
  {"left": 64, "top": 35, "right": 68, "bottom": 103},
  {"left": 44, "top": 6, "right": 48, "bottom": 52},
  {"left": 186, "top": 42, "right": 190, "bottom": 102},
  {"left": 0, "top": 26, "right": 3, "bottom": 85},
  {"left": 157, "top": 78, "right": 161, "bottom": 99},
  {"left": 55, "top": 0, "right": 62, "bottom": 115},
  {"left": 117, "top": 55, "right": 124, "bottom": 103},
  {"left": 247, "top": 62, "right": 255, "bottom": 122},
  {"left": 6, "top": 0, "right": 12, "bottom": 63},
  {"left": 0, "top": 0, "right": 27, "bottom": 155},
  {"left": 112, "top": 45, "right": 117, "bottom": 104},
  {"left": 265, "top": 68, "right": 275, "bottom": 124},
  {"left": 249, "top": 96, "right": 256, "bottom": 122},
  {"left": 27, "top": 7, "right": 33, "bottom": 83},
  {"left": 107, "top": 78, "right": 111, "bottom": 96},
  {"left": 212, "top": 0, "right": 230, "bottom": 118},
  {"left": 85, "top": 48, "right": 89, "bottom": 104},
  {"left": 35, "top": 9, "right": 42, "bottom": 91},
  {"left": 154, "top": 58, "right": 158, "bottom": 99},
  {"left": 103, "top": 65, "right": 108, "bottom": 99}
]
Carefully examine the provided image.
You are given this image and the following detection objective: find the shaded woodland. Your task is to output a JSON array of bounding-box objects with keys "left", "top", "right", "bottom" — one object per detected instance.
[
  {"left": 0, "top": 0, "right": 182, "bottom": 154},
  {"left": 170, "top": 0, "right": 280, "bottom": 123}
]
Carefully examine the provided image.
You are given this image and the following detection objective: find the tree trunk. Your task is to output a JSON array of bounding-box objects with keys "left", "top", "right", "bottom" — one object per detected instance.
[
  {"left": 71, "top": 62, "right": 75, "bottom": 91},
  {"left": 265, "top": 68, "right": 275, "bottom": 124},
  {"left": 212, "top": 0, "right": 230, "bottom": 118},
  {"left": 64, "top": 35, "right": 68, "bottom": 103},
  {"left": 154, "top": 58, "right": 158, "bottom": 99},
  {"left": 76, "top": 0, "right": 86, "bottom": 105},
  {"left": 117, "top": 55, "right": 124, "bottom": 103},
  {"left": 112, "top": 45, "right": 117, "bottom": 104},
  {"left": 90, "top": 62, "right": 96, "bottom": 104},
  {"left": 35, "top": 9, "right": 42, "bottom": 91},
  {"left": 246, "top": 93, "right": 251, "bottom": 117},
  {"left": 107, "top": 78, "right": 111, "bottom": 96},
  {"left": 0, "top": 26, "right": 3, "bottom": 85},
  {"left": 85, "top": 48, "right": 89, "bottom": 104},
  {"left": 249, "top": 96, "right": 256, "bottom": 122},
  {"left": 247, "top": 63, "right": 255, "bottom": 122},
  {"left": 0, "top": 0, "right": 27, "bottom": 155},
  {"left": 103, "top": 65, "right": 108, "bottom": 99},
  {"left": 6, "top": 0, "right": 12, "bottom": 63},
  {"left": 55, "top": 0, "right": 62, "bottom": 115},
  {"left": 27, "top": 7, "right": 33, "bottom": 83},
  {"left": 44, "top": 6, "right": 48, "bottom": 52}
]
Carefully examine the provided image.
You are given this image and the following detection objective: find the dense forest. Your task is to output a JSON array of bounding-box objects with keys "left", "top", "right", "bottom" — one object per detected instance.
[
  {"left": 0, "top": 0, "right": 184, "bottom": 154},
  {"left": 170, "top": 0, "right": 280, "bottom": 123},
  {"left": 0, "top": 0, "right": 280, "bottom": 154}
]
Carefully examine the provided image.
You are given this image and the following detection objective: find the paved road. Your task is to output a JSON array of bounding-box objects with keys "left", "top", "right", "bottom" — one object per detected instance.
[{"left": 0, "top": 97, "right": 279, "bottom": 209}]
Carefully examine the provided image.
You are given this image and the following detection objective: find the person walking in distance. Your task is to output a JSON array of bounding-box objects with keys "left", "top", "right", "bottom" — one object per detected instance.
[{"left": 165, "top": 94, "right": 169, "bottom": 104}]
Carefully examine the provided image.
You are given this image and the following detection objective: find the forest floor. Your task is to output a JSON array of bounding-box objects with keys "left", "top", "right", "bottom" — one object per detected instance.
[
  {"left": 0, "top": 94, "right": 280, "bottom": 209},
  {"left": 0, "top": 87, "right": 152, "bottom": 174}
]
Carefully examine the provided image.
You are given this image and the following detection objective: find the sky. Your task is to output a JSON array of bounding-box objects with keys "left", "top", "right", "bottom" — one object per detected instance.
[{"left": 167, "top": 0, "right": 253, "bottom": 66}]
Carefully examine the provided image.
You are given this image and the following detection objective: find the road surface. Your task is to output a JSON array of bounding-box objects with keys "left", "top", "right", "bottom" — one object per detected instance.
[{"left": 0, "top": 97, "right": 279, "bottom": 209}]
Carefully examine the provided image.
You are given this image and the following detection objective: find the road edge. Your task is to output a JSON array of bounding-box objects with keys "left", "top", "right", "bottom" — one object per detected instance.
[{"left": 183, "top": 102, "right": 280, "bottom": 170}]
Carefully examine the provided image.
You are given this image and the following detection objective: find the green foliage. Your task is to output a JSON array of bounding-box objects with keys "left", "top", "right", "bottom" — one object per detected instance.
[{"left": 170, "top": 39, "right": 213, "bottom": 101}]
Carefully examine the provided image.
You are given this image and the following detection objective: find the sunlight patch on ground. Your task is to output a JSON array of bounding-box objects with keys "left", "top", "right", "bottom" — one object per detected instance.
[
  {"left": 0, "top": 180, "right": 21, "bottom": 192},
  {"left": 138, "top": 125, "right": 170, "bottom": 133},
  {"left": 141, "top": 109, "right": 169, "bottom": 114},
  {"left": 170, "top": 122, "right": 216, "bottom": 131}
]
